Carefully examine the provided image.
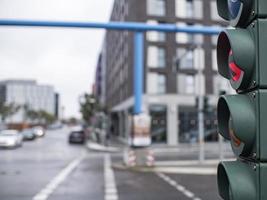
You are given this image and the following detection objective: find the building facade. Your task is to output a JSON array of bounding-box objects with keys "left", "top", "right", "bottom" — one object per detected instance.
[
  {"left": 0, "top": 79, "right": 56, "bottom": 123},
  {"left": 95, "top": 47, "right": 107, "bottom": 107},
  {"left": 99, "top": 0, "right": 233, "bottom": 145}
]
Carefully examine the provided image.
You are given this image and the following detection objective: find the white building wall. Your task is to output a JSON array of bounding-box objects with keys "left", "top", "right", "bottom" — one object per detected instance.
[{"left": 1, "top": 80, "right": 55, "bottom": 123}]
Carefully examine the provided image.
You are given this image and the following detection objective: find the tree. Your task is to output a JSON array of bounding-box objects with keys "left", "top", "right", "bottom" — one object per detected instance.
[
  {"left": 38, "top": 110, "right": 56, "bottom": 125},
  {"left": 24, "top": 105, "right": 56, "bottom": 125},
  {"left": 79, "top": 93, "right": 100, "bottom": 123},
  {"left": 0, "top": 101, "right": 20, "bottom": 123}
]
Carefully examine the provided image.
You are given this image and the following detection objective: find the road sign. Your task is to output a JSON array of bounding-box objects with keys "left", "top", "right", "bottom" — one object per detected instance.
[
  {"left": 216, "top": 0, "right": 267, "bottom": 199},
  {"left": 130, "top": 113, "right": 151, "bottom": 147}
]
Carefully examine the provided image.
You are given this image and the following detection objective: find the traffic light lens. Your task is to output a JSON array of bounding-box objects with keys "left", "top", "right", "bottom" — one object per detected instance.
[
  {"left": 217, "top": 161, "right": 257, "bottom": 200},
  {"left": 218, "top": 95, "right": 256, "bottom": 157},
  {"left": 228, "top": 117, "right": 241, "bottom": 147},
  {"left": 217, "top": 30, "right": 254, "bottom": 91},
  {"left": 228, "top": 50, "right": 243, "bottom": 82},
  {"left": 228, "top": 0, "right": 242, "bottom": 19}
]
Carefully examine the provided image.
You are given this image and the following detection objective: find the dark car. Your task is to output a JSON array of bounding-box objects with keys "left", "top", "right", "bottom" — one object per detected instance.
[
  {"left": 68, "top": 131, "right": 85, "bottom": 144},
  {"left": 21, "top": 129, "right": 36, "bottom": 141}
]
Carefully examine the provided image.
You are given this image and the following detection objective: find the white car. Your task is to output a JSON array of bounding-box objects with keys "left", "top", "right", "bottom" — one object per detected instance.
[
  {"left": 0, "top": 130, "right": 23, "bottom": 148},
  {"left": 33, "top": 126, "right": 45, "bottom": 137}
]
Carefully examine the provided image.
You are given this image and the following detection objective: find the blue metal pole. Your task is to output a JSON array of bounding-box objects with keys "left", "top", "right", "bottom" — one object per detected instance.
[
  {"left": 0, "top": 19, "right": 222, "bottom": 34},
  {"left": 134, "top": 32, "right": 144, "bottom": 114}
]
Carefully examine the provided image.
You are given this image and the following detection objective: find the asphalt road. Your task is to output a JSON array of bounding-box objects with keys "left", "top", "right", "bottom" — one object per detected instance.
[{"left": 0, "top": 127, "right": 222, "bottom": 200}]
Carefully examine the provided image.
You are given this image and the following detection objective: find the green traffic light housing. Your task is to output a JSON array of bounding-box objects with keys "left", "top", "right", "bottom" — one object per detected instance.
[
  {"left": 217, "top": 0, "right": 253, "bottom": 27},
  {"left": 217, "top": 0, "right": 267, "bottom": 28},
  {"left": 217, "top": 20, "right": 267, "bottom": 91},
  {"left": 217, "top": 94, "right": 256, "bottom": 157},
  {"left": 218, "top": 161, "right": 267, "bottom": 200},
  {"left": 217, "top": 161, "right": 257, "bottom": 200},
  {"left": 217, "top": 29, "right": 255, "bottom": 91},
  {"left": 216, "top": 1, "right": 267, "bottom": 200}
]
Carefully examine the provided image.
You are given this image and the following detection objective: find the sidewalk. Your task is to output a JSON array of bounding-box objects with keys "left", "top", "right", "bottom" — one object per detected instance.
[
  {"left": 112, "top": 158, "right": 237, "bottom": 175},
  {"left": 86, "top": 136, "right": 234, "bottom": 175},
  {"left": 86, "top": 141, "right": 121, "bottom": 153},
  {"left": 86, "top": 136, "right": 125, "bottom": 153}
]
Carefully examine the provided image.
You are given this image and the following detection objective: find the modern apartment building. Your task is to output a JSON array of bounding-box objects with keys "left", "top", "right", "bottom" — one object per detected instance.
[
  {"left": 95, "top": 49, "right": 107, "bottom": 107},
  {"left": 0, "top": 79, "right": 56, "bottom": 123},
  {"left": 98, "top": 0, "right": 233, "bottom": 145}
]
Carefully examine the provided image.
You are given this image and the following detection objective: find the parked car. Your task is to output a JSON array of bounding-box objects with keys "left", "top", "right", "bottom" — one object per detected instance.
[
  {"left": 68, "top": 130, "right": 85, "bottom": 144},
  {"left": 0, "top": 130, "right": 23, "bottom": 148},
  {"left": 21, "top": 129, "right": 36, "bottom": 141},
  {"left": 33, "top": 126, "right": 45, "bottom": 137}
]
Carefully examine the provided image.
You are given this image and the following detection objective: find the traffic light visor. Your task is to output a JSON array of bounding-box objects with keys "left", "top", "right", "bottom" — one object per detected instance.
[
  {"left": 217, "top": 30, "right": 255, "bottom": 91},
  {"left": 217, "top": 95, "right": 255, "bottom": 157},
  {"left": 217, "top": 161, "right": 257, "bottom": 200},
  {"left": 216, "top": 0, "right": 253, "bottom": 27}
]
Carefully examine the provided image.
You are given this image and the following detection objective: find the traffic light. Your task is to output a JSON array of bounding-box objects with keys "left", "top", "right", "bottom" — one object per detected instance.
[
  {"left": 216, "top": 0, "right": 267, "bottom": 199},
  {"left": 217, "top": 22, "right": 267, "bottom": 92},
  {"left": 217, "top": 0, "right": 267, "bottom": 28}
]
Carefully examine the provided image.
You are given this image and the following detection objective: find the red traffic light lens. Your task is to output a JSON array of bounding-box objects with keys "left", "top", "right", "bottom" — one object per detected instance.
[{"left": 228, "top": 50, "right": 243, "bottom": 82}]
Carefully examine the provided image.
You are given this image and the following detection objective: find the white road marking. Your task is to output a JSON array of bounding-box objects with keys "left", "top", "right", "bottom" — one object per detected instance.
[
  {"left": 104, "top": 154, "right": 118, "bottom": 200},
  {"left": 157, "top": 172, "right": 202, "bottom": 200},
  {"left": 32, "top": 153, "right": 85, "bottom": 200}
]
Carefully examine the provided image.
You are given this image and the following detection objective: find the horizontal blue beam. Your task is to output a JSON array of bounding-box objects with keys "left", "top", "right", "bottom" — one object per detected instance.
[{"left": 0, "top": 19, "right": 222, "bottom": 34}]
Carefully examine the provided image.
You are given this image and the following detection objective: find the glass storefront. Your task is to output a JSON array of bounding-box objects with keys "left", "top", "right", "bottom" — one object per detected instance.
[
  {"left": 149, "top": 105, "right": 167, "bottom": 143},
  {"left": 178, "top": 106, "right": 217, "bottom": 143}
]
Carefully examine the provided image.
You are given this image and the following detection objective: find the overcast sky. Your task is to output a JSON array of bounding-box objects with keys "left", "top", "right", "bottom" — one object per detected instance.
[{"left": 0, "top": 0, "right": 114, "bottom": 118}]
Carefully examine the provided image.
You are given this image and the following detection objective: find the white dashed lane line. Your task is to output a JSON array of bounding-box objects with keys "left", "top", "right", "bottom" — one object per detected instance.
[
  {"left": 104, "top": 154, "right": 118, "bottom": 200},
  {"left": 157, "top": 172, "right": 202, "bottom": 200},
  {"left": 32, "top": 153, "right": 85, "bottom": 200}
]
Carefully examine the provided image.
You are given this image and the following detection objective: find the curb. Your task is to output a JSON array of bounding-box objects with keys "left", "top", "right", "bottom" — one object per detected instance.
[
  {"left": 112, "top": 162, "right": 218, "bottom": 175},
  {"left": 86, "top": 142, "right": 121, "bottom": 153}
]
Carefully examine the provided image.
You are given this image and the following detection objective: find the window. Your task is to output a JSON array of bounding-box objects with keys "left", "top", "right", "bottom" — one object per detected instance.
[
  {"left": 213, "top": 75, "right": 235, "bottom": 95},
  {"left": 212, "top": 49, "right": 218, "bottom": 71},
  {"left": 179, "top": 49, "right": 194, "bottom": 69},
  {"left": 158, "top": 75, "right": 166, "bottom": 94},
  {"left": 147, "top": 0, "right": 166, "bottom": 16},
  {"left": 147, "top": 46, "right": 166, "bottom": 68},
  {"left": 212, "top": 35, "right": 218, "bottom": 46},
  {"left": 213, "top": 75, "right": 222, "bottom": 95},
  {"left": 149, "top": 105, "right": 167, "bottom": 143},
  {"left": 177, "top": 74, "right": 195, "bottom": 94},
  {"left": 176, "top": 23, "right": 192, "bottom": 44},
  {"left": 186, "top": 0, "right": 193, "bottom": 18},
  {"left": 176, "top": 0, "right": 203, "bottom": 19},
  {"left": 211, "top": 26, "right": 222, "bottom": 45},
  {"left": 147, "top": 73, "right": 166, "bottom": 94},
  {"left": 176, "top": 48, "right": 202, "bottom": 70},
  {"left": 146, "top": 20, "right": 166, "bottom": 42},
  {"left": 176, "top": 23, "right": 204, "bottom": 44}
]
